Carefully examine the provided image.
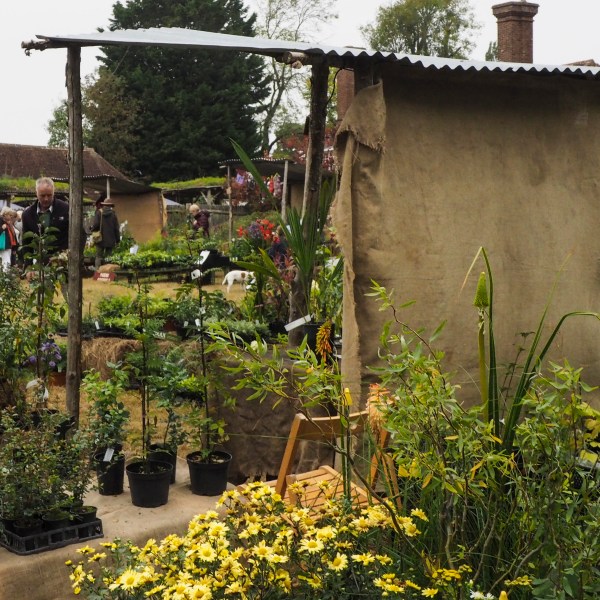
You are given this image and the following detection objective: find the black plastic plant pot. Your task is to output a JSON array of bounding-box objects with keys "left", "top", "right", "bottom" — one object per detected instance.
[
  {"left": 186, "top": 450, "right": 232, "bottom": 496},
  {"left": 126, "top": 460, "right": 173, "bottom": 508},
  {"left": 94, "top": 451, "right": 126, "bottom": 496},
  {"left": 149, "top": 444, "right": 177, "bottom": 484}
]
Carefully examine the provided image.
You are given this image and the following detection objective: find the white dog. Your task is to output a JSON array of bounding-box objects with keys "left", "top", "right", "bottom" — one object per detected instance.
[{"left": 222, "top": 270, "right": 254, "bottom": 293}]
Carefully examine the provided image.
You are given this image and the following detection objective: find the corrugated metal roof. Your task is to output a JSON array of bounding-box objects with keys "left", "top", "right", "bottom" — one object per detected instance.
[{"left": 24, "top": 28, "right": 600, "bottom": 81}]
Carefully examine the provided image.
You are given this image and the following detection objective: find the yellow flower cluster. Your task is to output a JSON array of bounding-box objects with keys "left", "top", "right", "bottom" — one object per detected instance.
[{"left": 65, "top": 482, "right": 498, "bottom": 599}]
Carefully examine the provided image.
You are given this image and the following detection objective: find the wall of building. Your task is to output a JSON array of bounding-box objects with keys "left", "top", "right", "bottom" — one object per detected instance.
[{"left": 334, "top": 65, "right": 600, "bottom": 404}]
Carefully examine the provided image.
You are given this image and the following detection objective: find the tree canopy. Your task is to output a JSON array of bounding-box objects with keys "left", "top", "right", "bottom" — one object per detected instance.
[
  {"left": 93, "top": 0, "right": 269, "bottom": 181},
  {"left": 251, "top": 0, "right": 337, "bottom": 154},
  {"left": 361, "top": 0, "right": 479, "bottom": 59}
]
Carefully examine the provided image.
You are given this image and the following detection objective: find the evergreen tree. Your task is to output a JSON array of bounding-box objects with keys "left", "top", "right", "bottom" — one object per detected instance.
[{"left": 97, "top": 0, "right": 269, "bottom": 181}]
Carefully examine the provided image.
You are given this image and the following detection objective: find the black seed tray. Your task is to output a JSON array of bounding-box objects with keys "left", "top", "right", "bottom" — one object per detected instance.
[{"left": 0, "top": 519, "right": 103, "bottom": 556}]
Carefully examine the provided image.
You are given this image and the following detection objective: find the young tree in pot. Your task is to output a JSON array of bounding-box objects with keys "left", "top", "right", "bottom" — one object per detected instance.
[
  {"left": 124, "top": 279, "right": 174, "bottom": 507},
  {"left": 148, "top": 347, "right": 203, "bottom": 484}
]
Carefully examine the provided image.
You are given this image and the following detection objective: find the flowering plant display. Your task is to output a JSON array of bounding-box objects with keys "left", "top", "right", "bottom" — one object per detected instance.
[
  {"left": 236, "top": 218, "right": 276, "bottom": 252},
  {"left": 23, "top": 339, "right": 65, "bottom": 373},
  {"left": 66, "top": 482, "right": 507, "bottom": 599}
]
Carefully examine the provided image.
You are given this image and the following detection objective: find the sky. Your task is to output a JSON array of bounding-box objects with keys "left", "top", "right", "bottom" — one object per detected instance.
[{"left": 1, "top": 0, "right": 599, "bottom": 147}]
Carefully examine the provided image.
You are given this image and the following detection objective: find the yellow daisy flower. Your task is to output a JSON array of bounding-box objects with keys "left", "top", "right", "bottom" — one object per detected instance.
[{"left": 327, "top": 553, "right": 349, "bottom": 571}]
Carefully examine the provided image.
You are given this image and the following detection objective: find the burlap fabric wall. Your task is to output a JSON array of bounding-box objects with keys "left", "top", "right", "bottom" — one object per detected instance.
[{"left": 334, "top": 65, "right": 600, "bottom": 405}]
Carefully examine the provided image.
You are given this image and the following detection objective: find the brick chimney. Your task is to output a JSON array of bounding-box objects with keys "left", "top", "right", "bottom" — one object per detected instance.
[
  {"left": 492, "top": 1, "right": 539, "bottom": 63},
  {"left": 336, "top": 68, "right": 355, "bottom": 124}
]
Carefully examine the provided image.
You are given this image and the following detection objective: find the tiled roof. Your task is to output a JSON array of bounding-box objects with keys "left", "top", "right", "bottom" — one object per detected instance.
[{"left": 0, "top": 144, "right": 127, "bottom": 180}]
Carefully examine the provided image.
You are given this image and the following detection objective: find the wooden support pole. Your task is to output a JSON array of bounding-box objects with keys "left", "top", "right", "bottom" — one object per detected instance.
[
  {"left": 301, "top": 59, "right": 329, "bottom": 221},
  {"left": 227, "top": 166, "right": 233, "bottom": 246},
  {"left": 66, "top": 46, "right": 84, "bottom": 425},
  {"left": 281, "top": 159, "right": 289, "bottom": 221},
  {"left": 289, "top": 59, "right": 330, "bottom": 345}
]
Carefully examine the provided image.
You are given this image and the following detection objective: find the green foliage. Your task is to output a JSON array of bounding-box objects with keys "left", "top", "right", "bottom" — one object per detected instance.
[
  {"left": 310, "top": 250, "right": 343, "bottom": 327},
  {"left": 0, "top": 410, "right": 93, "bottom": 520},
  {"left": 82, "top": 368, "right": 131, "bottom": 452},
  {"left": 468, "top": 247, "right": 600, "bottom": 449},
  {"left": 208, "top": 325, "right": 341, "bottom": 411},
  {"left": 84, "top": 70, "right": 142, "bottom": 175},
  {"left": 485, "top": 41, "right": 498, "bottom": 62},
  {"left": 97, "top": 0, "right": 269, "bottom": 181},
  {"left": 110, "top": 249, "right": 190, "bottom": 270},
  {"left": 0, "top": 177, "right": 69, "bottom": 194},
  {"left": 205, "top": 317, "right": 270, "bottom": 341},
  {"left": 172, "top": 285, "right": 239, "bottom": 330},
  {"left": 149, "top": 347, "right": 205, "bottom": 452},
  {"left": 361, "top": 0, "right": 479, "bottom": 59},
  {"left": 232, "top": 140, "right": 337, "bottom": 322},
  {"left": 0, "top": 270, "right": 37, "bottom": 409},
  {"left": 369, "top": 283, "right": 600, "bottom": 597}
]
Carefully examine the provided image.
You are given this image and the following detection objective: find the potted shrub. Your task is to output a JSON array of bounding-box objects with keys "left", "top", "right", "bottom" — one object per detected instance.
[
  {"left": 82, "top": 368, "right": 130, "bottom": 496},
  {"left": 0, "top": 410, "right": 89, "bottom": 541}
]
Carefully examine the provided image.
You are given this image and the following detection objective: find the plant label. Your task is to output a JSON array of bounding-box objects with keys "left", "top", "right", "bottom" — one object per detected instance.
[
  {"left": 199, "top": 250, "right": 210, "bottom": 265},
  {"left": 285, "top": 314, "right": 312, "bottom": 332},
  {"left": 103, "top": 448, "right": 115, "bottom": 462}
]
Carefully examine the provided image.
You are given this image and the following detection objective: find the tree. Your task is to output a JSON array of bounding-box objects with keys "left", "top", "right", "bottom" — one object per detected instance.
[
  {"left": 46, "top": 101, "right": 69, "bottom": 148},
  {"left": 250, "top": 0, "right": 337, "bottom": 154},
  {"left": 485, "top": 41, "right": 498, "bottom": 62},
  {"left": 272, "top": 121, "right": 335, "bottom": 171},
  {"left": 361, "top": 0, "right": 479, "bottom": 59},
  {"left": 85, "top": 71, "right": 141, "bottom": 175},
  {"left": 45, "top": 72, "right": 139, "bottom": 175},
  {"left": 95, "top": 0, "right": 269, "bottom": 182},
  {"left": 47, "top": 99, "right": 92, "bottom": 148}
]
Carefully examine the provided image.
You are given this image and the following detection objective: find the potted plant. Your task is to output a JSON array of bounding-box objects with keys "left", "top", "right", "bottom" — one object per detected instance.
[
  {"left": 185, "top": 403, "right": 231, "bottom": 496},
  {"left": 124, "top": 280, "right": 174, "bottom": 507},
  {"left": 148, "top": 347, "right": 203, "bottom": 484},
  {"left": 0, "top": 410, "right": 87, "bottom": 542},
  {"left": 82, "top": 368, "right": 130, "bottom": 496}
]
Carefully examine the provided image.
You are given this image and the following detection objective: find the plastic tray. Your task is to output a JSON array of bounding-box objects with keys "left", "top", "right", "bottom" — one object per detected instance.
[{"left": 0, "top": 518, "right": 103, "bottom": 555}]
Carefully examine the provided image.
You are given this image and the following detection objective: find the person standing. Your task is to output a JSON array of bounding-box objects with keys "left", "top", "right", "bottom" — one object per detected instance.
[
  {"left": 197, "top": 209, "right": 210, "bottom": 238},
  {"left": 188, "top": 204, "right": 210, "bottom": 238},
  {"left": 91, "top": 199, "right": 120, "bottom": 269},
  {"left": 0, "top": 207, "right": 18, "bottom": 271},
  {"left": 21, "top": 177, "right": 70, "bottom": 271}
]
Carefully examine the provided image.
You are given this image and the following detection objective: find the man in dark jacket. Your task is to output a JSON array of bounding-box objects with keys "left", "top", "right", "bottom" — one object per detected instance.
[
  {"left": 91, "top": 199, "right": 120, "bottom": 269},
  {"left": 21, "top": 177, "right": 70, "bottom": 269}
]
